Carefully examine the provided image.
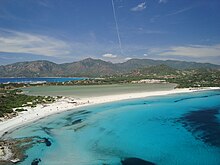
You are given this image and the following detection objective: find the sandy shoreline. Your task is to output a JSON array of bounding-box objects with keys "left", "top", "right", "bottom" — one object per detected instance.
[{"left": 0, "top": 87, "right": 219, "bottom": 138}]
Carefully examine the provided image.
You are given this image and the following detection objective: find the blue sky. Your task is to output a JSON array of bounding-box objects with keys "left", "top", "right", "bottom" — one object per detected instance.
[{"left": 0, "top": 0, "right": 220, "bottom": 65}]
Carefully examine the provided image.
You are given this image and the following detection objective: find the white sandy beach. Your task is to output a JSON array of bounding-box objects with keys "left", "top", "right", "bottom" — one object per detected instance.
[{"left": 0, "top": 87, "right": 219, "bottom": 138}]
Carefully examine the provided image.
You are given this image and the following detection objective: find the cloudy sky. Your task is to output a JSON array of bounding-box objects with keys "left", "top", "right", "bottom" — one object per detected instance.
[{"left": 0, "top": 0, "right": 220, "bottom": 65}]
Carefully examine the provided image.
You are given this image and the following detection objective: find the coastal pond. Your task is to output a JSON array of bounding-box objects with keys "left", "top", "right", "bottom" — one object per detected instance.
[{"left": 22, "top": 83, "right": 176, "bottom": 98}]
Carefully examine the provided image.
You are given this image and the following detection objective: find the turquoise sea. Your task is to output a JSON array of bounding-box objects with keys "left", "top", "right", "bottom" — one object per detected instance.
[{"left": 5, "top": 90, "right": 220, "bottom": 165}]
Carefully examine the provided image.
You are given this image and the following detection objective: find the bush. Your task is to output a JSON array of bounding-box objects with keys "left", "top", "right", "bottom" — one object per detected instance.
[{"left": 15, "top": 108, "right": 27, "bottom": 112}]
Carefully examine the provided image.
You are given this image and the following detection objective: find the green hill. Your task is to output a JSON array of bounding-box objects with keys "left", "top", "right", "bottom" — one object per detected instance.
[
  {"left": 137, "top": 64, "right": 178, "bottom": 76},
  {"left": 0, "top": 58, "right": 219, "bottom": 77}
]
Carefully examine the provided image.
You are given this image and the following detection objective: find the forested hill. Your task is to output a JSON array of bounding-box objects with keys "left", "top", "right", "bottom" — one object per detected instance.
[{"left": 0, "top": 58, "right": 220, "bottom": 77}]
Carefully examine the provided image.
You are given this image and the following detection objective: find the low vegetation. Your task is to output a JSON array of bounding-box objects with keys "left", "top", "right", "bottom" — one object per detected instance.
[
  {"left": 52, "top": 66, "right": 220, "bottom": 88},
  {"left": 163, "top": 69, "right": 220, "bottom": 88},
  {"left": 0, "top": 89, "right": 55, "bottom": 118}
]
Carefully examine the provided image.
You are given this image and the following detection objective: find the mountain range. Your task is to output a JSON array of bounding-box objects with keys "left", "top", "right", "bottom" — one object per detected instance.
[{"left": 0, "top": 58, "right": 220, "bottom": 77}]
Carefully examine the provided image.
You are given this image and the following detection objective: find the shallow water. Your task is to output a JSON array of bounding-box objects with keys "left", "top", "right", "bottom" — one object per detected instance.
[
  {"left": 6, "top": 90, "right": 220, "bottom": 165},
  {"left": 22, "top": 83, "right": 176, "bottom": 97}
]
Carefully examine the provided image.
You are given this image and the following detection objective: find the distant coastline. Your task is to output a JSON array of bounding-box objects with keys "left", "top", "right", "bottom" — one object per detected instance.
[
  {"left": 0, "top": 77, "right": 84, "bottom": 78},
  {"left": 0, "top": 77, "right": 86, "bottom": 84}
]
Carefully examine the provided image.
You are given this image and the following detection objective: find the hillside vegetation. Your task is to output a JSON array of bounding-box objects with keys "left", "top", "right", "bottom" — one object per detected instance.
[{"left": 1, "top": 58, "right": 220, "bottom": 77}]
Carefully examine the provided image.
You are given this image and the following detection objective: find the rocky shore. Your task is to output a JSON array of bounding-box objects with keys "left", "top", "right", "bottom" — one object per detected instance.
[{"left": 0, "top": 138, "right": 34, "bottom": 164}]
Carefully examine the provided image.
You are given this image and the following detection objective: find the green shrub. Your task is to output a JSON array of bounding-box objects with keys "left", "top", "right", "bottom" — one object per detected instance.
[{"left": 15, "top": 108, "right": 27, "bottom": 112}]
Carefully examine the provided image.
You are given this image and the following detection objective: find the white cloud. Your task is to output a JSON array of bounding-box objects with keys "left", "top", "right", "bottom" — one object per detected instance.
[
  {"left": 143, "top": 53, "right": 148, "bottom": 56},
  {"left": 137, "top": 28, "right": 166, "bottom": 34},
  {"left": 37, "top": 0, "right": 52, "bottom": 8},
  {"left": 150, "top": 44, "right": 220, "bottom": 58},
  {"left": 102, "top": 53, "right": 117, "bottom": 58},
  {"left": 125, "top": 57, "right": 132, "bottom": 61},
  {"left": 0, "top": 29, "right": 71, "bottom": 57},
  {"left": 150, "top": 6, "right": 192, "bottom": 23},
  {"left": 159, "top": 0, "right": 167, "bottom": 4},
  {"left": 166, "top": 7, "right": 193, "bottom": 16},
  {"left": 131, "top": 2, "right": 146, "bottom": 12}
]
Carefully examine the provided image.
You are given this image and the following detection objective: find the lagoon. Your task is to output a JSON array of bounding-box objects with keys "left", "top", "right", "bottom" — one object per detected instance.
[{"left": 23, "top": 83, "right": 176, "bottom": 98}]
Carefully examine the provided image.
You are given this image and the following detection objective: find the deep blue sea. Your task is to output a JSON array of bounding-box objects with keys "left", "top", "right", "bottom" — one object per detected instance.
[
  {"left": 0, "top": 77, "right": 85, "bottom": 84},
  {"left": 5, "top": 90, "right": 220, "bottom": 165}
]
